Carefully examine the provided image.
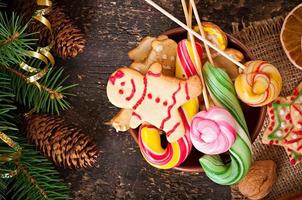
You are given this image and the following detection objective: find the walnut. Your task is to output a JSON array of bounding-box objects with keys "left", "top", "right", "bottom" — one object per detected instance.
[{"left": 238, "top": 160, "right": 277, "bottom": 200}]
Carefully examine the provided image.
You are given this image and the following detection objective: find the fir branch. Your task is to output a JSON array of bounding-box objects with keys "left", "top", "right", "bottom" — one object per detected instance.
[
  {"left": 5, "top": 143, "right": 71, "bottom": 200},
  {"left": 0, "top": 31, "right": 19, "bottom": 46},
  {"left": 17, "top": 165, "right": 49, "bottom": 199},
  {"left": 0, "top": 1, "right": 5, "bottom": 8},
  {"left": 0, "top": 71, "right": 70, "bottom": 199},
  {"left": 6, "top": 67, "right": 64, "bottom": 99},
  {"left": 2, "top": 66, "right": 77, "bottom": 115},
  {"left": 0, "top": 12, "right": 36, "bottom": 66},
  {"left": 0, "top": 178, "right": 6, "bottom": 200},
  {"left": 0, "top": 72, "right": 16, "bottom": 122},
  {"left": 1, "top": 133, "right": 71, "bottom": 200}
]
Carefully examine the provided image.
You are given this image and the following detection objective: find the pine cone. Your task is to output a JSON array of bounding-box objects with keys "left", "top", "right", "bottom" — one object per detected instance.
[
  {"left": 12, "top": 0, "right": 86, "bottom": 59},
  {"left": 23, "top": 114, "right": 98, "bottom": 169}
]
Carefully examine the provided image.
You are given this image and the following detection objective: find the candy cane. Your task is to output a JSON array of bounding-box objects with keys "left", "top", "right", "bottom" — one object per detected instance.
[
  {"left": 138, "top": 39, "right": 202, "bottom": 169},
  {"left": 199, "top": 62, "right": 252, "bottom": 185}
]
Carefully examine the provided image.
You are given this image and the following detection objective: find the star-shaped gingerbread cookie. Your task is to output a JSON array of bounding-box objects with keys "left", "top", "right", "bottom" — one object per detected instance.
[{"left": 262, "top": 82, "right": 302, "bottom": 166}]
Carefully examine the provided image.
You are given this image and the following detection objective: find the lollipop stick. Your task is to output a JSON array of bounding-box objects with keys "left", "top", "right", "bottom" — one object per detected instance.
[
  {"left": 186, "top": 2, "right": 192, "bottom": 40},
  {"left": 188, "top": 3, "right": 193, "bottom": 29},
  {"left": 180, "top": 0, "right": 193, "bottom": 41},
  {"left": 181, "top": 0, "right": 190, "bottom": 40},
  {"left": 181, "top": 0, "right": 210, "bottom": 109},
  {"left": 144, "top": 0, "right": 246, "bottom": 70},
  {"left": 189, "top": 0, "right": 214, "bottom": 65},
  {"left": 187, "top": 2, "right": 193, "bottom": 41}
]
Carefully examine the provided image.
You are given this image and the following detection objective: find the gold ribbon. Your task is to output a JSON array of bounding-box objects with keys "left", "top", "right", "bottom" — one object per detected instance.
[
  {"left": 0, "top": 131, "right": 22, "bottom": 178},
  {"left": 19, "top": 0, "right": 54, "bottom": 85}
]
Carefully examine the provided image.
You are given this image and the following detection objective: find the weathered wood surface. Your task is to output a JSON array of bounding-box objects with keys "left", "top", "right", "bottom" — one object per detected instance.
[{"left": 52, "top": 0, "right": 300, "bottom": 199}]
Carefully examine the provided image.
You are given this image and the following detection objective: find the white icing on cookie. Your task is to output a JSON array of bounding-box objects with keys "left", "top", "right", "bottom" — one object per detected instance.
[
  {"left": 276, "top": 131, "right": 283, "bottom": 137},
  {"left": 281, "top": 122, "right": 286, "bottom": 129},
  {"left": 295, "top": 111, "right": 300, "bottom": 116}
]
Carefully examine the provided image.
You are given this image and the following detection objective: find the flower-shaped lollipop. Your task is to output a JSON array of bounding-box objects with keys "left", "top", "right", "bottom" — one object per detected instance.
[{"left": 190, "top": 107, "right": 236, "bottom": 155}]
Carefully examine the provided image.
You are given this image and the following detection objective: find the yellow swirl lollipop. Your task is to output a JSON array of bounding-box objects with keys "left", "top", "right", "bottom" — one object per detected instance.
[{"left": 235, "top": 60, "right": 282, "bottom": 107}]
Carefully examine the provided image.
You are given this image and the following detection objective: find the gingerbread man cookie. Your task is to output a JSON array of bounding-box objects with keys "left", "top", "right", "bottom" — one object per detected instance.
[
  {"left": 107, "top": 36, "right": 178, "bottom": 132},
  {"left": 107, "top": 63, "right": 202, "bottom": 142}
]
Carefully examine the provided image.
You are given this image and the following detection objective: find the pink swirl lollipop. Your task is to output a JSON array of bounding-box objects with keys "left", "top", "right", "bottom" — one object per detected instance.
[{"left": 190, "top": 107, "right": 237, "bottom": 155}]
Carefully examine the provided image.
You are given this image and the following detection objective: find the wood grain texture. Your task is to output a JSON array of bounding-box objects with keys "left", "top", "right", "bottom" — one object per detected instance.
[{"left": 43, "top": 0, "right": 301, "bottom": 199}]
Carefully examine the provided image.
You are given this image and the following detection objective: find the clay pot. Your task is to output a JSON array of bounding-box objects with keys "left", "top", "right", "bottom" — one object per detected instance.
[{"left": 129, "top": 27, "right": 267, "bottom": 172}]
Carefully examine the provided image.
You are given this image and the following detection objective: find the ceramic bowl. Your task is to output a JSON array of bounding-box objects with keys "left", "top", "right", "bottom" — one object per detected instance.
[{"left": 129, "top": 27, "right": 267, "bottom": 172}]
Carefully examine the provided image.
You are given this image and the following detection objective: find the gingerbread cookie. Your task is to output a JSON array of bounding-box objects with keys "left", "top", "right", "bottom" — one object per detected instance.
[
  {"left": 128, "top": 36, "right": 156, "bottom": 62},
  {"left": 107, "top": 36, "right": 178, "bottom": 132},
  {"left": 264, "top": 95, "right": 302, "bottom": 152},
  {"left": 107, "top": 63, "right": 202, "bottom": 142},
  {"left": 106, "top": 109, "right": 133, "bottom": 132},
  {"left": 262, "top": 96, "right": 293, "bottom": 146},
  {"left": 286, "top": 148, "right": 302, "bottom": 166},
  {"left": 129, "top": 35, "right": 177, "bottom": 76},
  {"left": 263, "top": 83, "right": 302, "bottom": 165}
]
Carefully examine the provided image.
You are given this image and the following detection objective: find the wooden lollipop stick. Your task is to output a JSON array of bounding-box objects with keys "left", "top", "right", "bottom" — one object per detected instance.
[
  {"left": 144, "top": 0, "right": 246, "bottom": 70},
  {"left": 188, "top": 3, "right": 193, "bottom": 43},
  {"left": 188, "top": 3, "right": 192, "bottom": 29},
  {"left": 181, "top": 0, "right": 190, "bottom": 28},
  {"left": 183, "top": 1, "right": 192, "bottom": 40},
  {"left": 181, "top": 0, "right": 210, "bottom": 109},
  {"left": 189, "top": 0, "right": 214, "bottom": 65}
]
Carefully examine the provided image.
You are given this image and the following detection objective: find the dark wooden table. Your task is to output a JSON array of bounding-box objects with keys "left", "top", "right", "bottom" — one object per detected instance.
[{"left": 53, "top": 0, "right": 301, "bottom": 199}]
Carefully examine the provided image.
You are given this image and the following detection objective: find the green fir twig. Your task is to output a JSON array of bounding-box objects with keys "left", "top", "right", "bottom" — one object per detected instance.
[
  {"left": 0, "top": 72, "right": 70, "bottom": 199},
  {"left": 2, "top": 66, "right": 77, "bottom": 115},
  {"left": 0, "top": 12, "right": 36, "bottom": 66}
]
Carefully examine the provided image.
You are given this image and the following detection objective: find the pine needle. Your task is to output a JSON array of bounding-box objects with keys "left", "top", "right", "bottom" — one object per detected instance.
[{"left": 0, "top": 12, "right": 36, "bottom": 66}]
